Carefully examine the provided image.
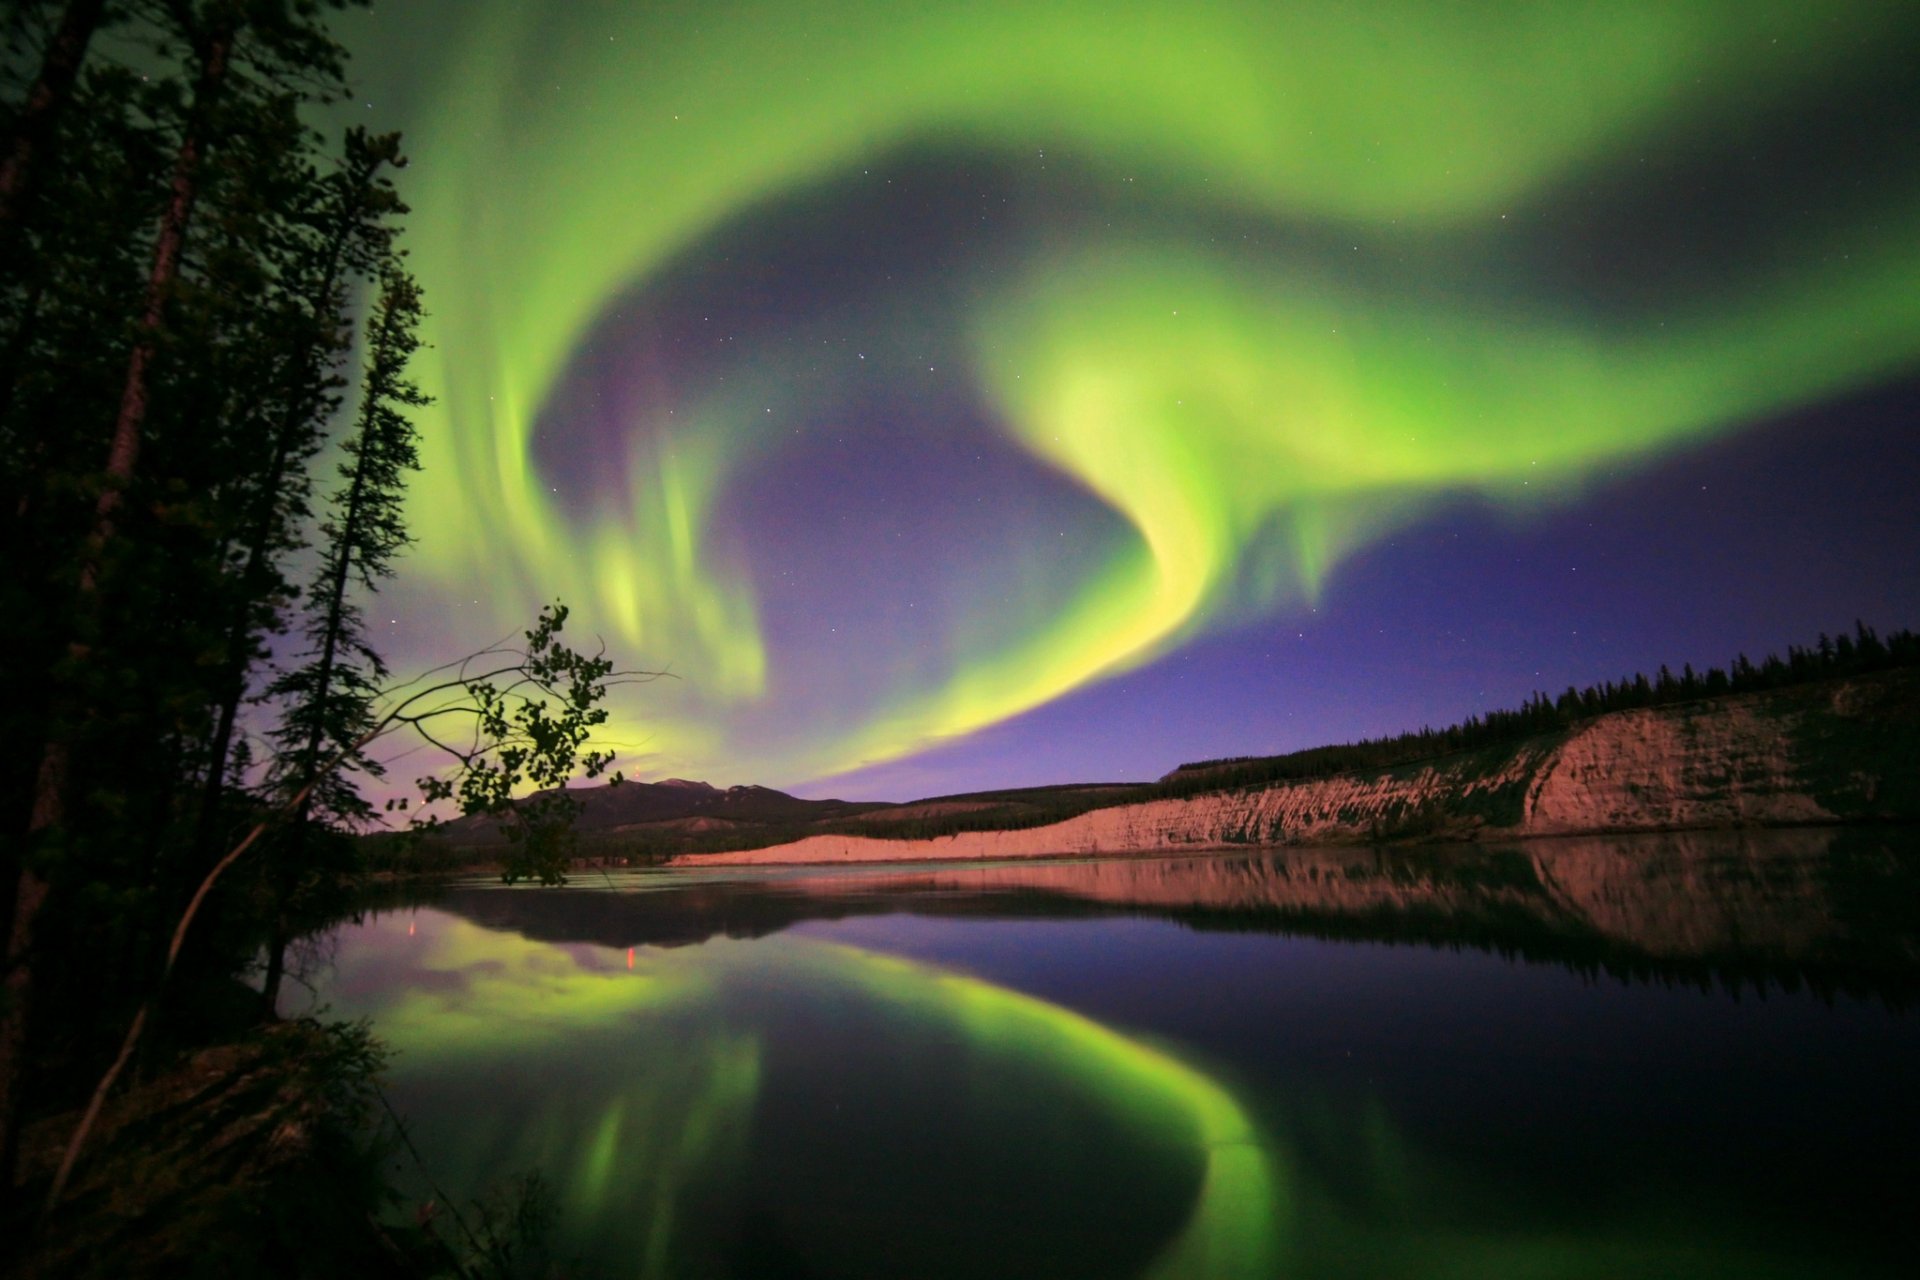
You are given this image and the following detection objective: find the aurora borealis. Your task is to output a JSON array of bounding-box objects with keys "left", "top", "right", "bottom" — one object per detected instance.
[{"left": 346, "top": 0, "right": 1920, "bottom": 796}]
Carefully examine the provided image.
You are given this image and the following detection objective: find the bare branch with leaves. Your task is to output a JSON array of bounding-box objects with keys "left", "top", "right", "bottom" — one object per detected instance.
[{"left": 42, "top": 601, "right": 653, "bottom": 1221}]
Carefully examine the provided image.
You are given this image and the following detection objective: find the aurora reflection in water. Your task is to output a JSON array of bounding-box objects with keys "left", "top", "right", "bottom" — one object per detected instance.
[{"left": 298, "top": 832, "right": 1919, "bottom": 1278}]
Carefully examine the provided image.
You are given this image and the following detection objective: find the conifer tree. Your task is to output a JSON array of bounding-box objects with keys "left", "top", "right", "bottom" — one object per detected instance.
[
  {"left": 269, "top": 265, "right": 426, "bottom": 832},
  {"left": 191, "top": 127, "right": 409, "bottom": 863},
  {"left": 257, "top": 266, "right": 424, "bottom": 1006},
  {"left": 0, "top": 0, "right": 370, "bottom": 1180}
]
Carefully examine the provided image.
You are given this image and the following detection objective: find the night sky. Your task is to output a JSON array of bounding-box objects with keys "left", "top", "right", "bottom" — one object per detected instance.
[{"left": 340, "top": 0, "right": 1920, "bottom": 800}]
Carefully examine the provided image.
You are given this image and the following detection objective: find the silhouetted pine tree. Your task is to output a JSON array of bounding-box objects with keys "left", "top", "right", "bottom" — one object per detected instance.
[
  {"left": 258, "top": 267, "right": 424, "bottom": 1007},
  {"left": 191, "top": 127, "right": 410, "bottom": 867}
]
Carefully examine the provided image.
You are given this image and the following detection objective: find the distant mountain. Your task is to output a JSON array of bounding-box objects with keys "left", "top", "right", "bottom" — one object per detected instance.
[{"left": 431, "top": 777, "right": 889, "bottom": 847}]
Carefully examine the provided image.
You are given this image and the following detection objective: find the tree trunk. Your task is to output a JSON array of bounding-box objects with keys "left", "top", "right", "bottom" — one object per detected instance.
[
  {"left": 259, "top": 921, "right": 288, "bottom": 1014},
  {"left": 0, "top": 0, "right": 108, "bottom": 241},
  {"left": 1, "top": 22, "right": 234, "bottom": 1187},
  {"left": 88, "top": 28, "right": 233, "bottom": 581}
]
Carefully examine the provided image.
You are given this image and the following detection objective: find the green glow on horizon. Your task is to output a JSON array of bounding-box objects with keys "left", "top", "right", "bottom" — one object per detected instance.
[
  {"left": 363, "top": 915, "right": 710, "bottom": 1055},
  {"left": 385, "top": 0, "right": 1920, "bottom": 783}
]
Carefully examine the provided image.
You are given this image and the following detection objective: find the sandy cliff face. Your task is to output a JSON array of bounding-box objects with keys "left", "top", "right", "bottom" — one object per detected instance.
[
  {"left": 1527, "top": 670, "right": 1920, "bottom": 831},
  {"left": 677, "top": 671, "right": 1920, "bottom": 865},
  {"left": 1528, "top": 701, "right": 1819, "bottom": 832},
  {"left": 682, "top": 744, "right": 1545, "bottom": 865}
]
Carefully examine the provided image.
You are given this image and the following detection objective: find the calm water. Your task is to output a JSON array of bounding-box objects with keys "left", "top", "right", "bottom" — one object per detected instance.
[{"left": 292, "top": 829, "right": 1920, "bottom": 1279}]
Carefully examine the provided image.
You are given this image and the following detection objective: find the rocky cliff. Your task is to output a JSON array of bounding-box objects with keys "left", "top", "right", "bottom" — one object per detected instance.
[{"left": 676, "top": 670, "right": 1920, "bottom": 865}]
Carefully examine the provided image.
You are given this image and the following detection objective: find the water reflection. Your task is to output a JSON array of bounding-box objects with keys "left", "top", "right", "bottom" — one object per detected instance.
[
  {"left": 299, "top": 828, "right": 1919, "bottom": 1278},
  {"left": 441, "top": 827, "right": 1920, "bottom": 1005},
  {"left": 316, "top": 915, "right": 1273, "bottom": 1277}
]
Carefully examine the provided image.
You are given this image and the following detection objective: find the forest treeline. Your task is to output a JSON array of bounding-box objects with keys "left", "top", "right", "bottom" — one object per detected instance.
[
  {"left": 1164, "top": 621, "right": 1920, "bottom": 792},
  {"left": 1, "top": 1, "right": 617, "bottom": 1264}
]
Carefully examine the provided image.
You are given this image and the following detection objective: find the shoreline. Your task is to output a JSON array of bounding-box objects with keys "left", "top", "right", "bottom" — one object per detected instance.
[
  {"left": 661, "top": 816, "right": 1909, "bottom": 870},
  {"left": 663, "top": 673, "right": 1918, "bottom": 869},
  {"left": 382, "top": 669, "right": 1920, "bottom": 879}
]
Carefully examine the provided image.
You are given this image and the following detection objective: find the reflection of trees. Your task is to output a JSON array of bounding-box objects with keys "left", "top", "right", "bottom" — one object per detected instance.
[{"left": 430, "top": 828, "right": 1920, "bottom": 1007}]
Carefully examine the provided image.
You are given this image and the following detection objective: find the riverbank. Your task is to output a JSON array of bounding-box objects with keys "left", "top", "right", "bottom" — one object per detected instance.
[
  {"left": 9, "top": 1021, "right": 394, "bottom": 1279},
  {"left": 671, "top": 670, "right": 1920, "bottom": 867}
]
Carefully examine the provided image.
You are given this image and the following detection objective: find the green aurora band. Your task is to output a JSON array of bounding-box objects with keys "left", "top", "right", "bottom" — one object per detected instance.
[{"left": 388, "top": 0, "right": 1920, "bottom": 783}]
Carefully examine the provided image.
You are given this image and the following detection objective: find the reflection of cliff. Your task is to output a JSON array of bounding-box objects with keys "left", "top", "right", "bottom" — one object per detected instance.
[
  {"left": 680, "top": 671, "right": 1920, "bottom": 864},
  {"left": 438, "top": 829, "right": 1920, "bottom": 1005},
  {"left": 839, "top": 829, "right": 1920, "bottom": 971}
]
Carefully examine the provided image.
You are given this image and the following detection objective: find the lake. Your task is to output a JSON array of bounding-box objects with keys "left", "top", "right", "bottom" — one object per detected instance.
[{"left": 290, "top": 828, "right": 1919, "bottom": 1278}]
